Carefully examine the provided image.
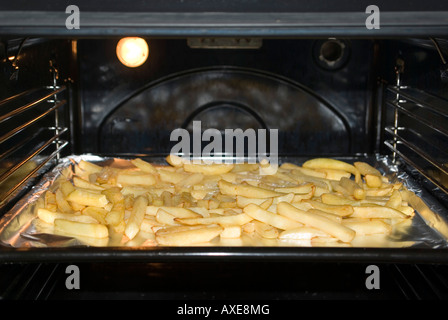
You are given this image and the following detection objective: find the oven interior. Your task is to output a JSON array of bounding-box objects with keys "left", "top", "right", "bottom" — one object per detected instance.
[{"left": 1, "top": 4, "right": 448, "bottom": 300}]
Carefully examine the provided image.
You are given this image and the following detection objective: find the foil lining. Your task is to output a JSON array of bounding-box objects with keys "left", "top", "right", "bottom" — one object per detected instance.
[{"left": 0, "top": 154, "right": 448, "bottom": 249}]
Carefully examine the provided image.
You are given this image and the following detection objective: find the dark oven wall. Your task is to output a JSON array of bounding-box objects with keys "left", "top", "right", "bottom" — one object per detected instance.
[{"left": 77, "top": 38, "right": 377, "bottom": 158}]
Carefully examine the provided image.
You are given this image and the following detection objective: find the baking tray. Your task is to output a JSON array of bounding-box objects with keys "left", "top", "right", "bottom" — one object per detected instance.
[{"left": 1, "top": 153, "right": 448, "bottom": 263}]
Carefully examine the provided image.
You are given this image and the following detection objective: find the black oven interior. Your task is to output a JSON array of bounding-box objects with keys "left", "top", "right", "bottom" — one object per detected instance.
[{"left": 1, "top": 1, "right": 448, "bottom": 300}]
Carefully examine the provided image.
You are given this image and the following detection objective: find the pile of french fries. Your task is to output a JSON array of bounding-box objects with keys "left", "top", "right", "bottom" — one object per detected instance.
[{"left": 34, "top": 156, "right": 415, "bottom": 246}]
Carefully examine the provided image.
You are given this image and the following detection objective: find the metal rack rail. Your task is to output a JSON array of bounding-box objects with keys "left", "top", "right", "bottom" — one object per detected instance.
[
  {"left": 384, "top": 85, "right": 448, "bottom": 195},
  {"left": 0, "top": 84, "right": 69, "bottom": 209}
]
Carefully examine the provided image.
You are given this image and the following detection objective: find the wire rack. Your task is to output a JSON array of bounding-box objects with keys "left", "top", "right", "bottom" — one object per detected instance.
[
  {"left": 384, "top": 83, "right": 448, "bottom": 196},
  {"left": 0, "top": 75, "right": 69, "bottom": 210}
]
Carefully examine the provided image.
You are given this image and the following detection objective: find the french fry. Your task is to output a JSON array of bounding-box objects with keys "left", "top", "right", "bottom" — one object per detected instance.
[
  {"left": 54, "top": 218, "right": 109, "bottom": 239},
  {"left": 243, "top": 204, "right": 303, "bottom": 230},
  {"left": 364, "top": 174, "right": 383, "bottom": 188},
  {"left": 105, "top": 200, "right": 125, "bottom": 226},
  {"left": 351, "top": 205, "right": 407, "bottom": 219},
  {"left": 117, "top": 171, "right": 157, "bottom": 187},
  {"left": 354, "top": 161, "right": 381, "bottom": 177},
  {"left": 302, "top": 199, "right": 353, "bottom": 217},
  {"left": 124, "top": 195, "right": 149, "bottom": 240},
  {"left": 66, "top": 189, "right": 109, "bottom": 208},
  {"left": 73, "top": 176, "right": 104, "bottom": 191},
  {"left": 277, "top": 202, "right": 356, "bottom": 243},
  {"left": 339, "top": 177, "right": 366, "bottom": 200},
  {"left": 219, "top": 180, "right": 283, "bottom": 198},
  {"left": 146, "top": 206, "right": 202, "bottom": 218},
  {"left": 131, "top": 158, "right": 157, "bottom": 173},
  {"left": 385, "top": 189, "right": 402, "bottom": 209},
  {"left": 183, "top": 163, "right": 234, "bottom": 175},
  {"left": 365, "top": 186, "right": 394, "bottom": 197},
  {"left": 165, "top": 154, "right": 188, "bottom": 167},
  {"left": 308, "top": 209, "right": 342, "bottom": 223},
  {"left": 342, "top": 219, "right": 392, "bottom": 235},
  {"left": 220, "top": 225, "right": 242, "bottom": 239},
  {"left": 177, "top": 173, "right": 204, "bottom": 187},
  {"left": 302, "top": 158, "right": 361, "bottom": 182},
  {"left": 82, "top": 206, "right": 108, "bottom": 225},
  {"left": 236, "top": 193, "right": 293, "bottom": 209},
  {"left": 156, "top": 209, "right": 182, "bottom": 226},
  {"left": 55, "top": 189, "right": 73, "bottom": 213},
  {"left": 316, "top": 169, "right": 351, "bottom": 181},
  {"left": 158, "top": 169, "right": 188, "bottom": 184},
  {"left": 321, "top": 193, "right": 359, "bottom": 206},
  {"left": 175, "top": 213, "right": 252, "bottom": 227},
  {"left": 280, "top": 163, "right": 327, "bottom": 178},
  {"left": 44, "top": 191, "right": 57, "bottom": 211},
  {"left": 139, "top": 216, "right": 163, "bottom": 233},
  {"left": 59, "top": 181, "right": 75, "bottom": 197},
  {"left": 274, "top": 183, "right": 314, "bottom": 194},
  {"left": 279, "top": 226, "right": 331, "bottom": 240},
  {"left": 37, "top": 208, "right": 98, "bottom": 224},
  {"left": 155, "top": 225, "right": 223, "bottom": 246},
  {"left": 78, "top": 160, "right": 103, "bottom": 174},
  {"left": 253, "top": 220, "right": 279, "bottom": 239}
]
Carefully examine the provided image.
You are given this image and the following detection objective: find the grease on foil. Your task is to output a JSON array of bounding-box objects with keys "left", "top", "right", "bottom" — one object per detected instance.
[{"left": 0, "top": 154, "right": 448, "bottom": 249}]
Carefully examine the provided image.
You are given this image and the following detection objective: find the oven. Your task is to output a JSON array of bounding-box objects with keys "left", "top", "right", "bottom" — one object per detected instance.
[{"left": 1, "top": 0, "right": 448, "bottom": 303}]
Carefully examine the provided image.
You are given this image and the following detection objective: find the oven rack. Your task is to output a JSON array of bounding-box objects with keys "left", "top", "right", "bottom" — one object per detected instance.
[
  {"left": 0, "top": 85, "right": 69, "bottom": 211},
  {"left": 384, "top": 85, "right": 448, "bottom": 195}
]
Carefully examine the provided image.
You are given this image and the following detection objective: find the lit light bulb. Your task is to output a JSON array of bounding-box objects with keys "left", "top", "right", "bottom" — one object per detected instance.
[{"left": 116, "top": 37, "right": 149, "bottom": 68}]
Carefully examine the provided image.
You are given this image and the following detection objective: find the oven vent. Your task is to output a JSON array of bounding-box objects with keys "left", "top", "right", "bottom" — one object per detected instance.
[
  {"left": 384, "top": 85, "right": 448, "bottom": 195},
  {"left": 0, "top": 84, "right": 69, "bottom": 211}
]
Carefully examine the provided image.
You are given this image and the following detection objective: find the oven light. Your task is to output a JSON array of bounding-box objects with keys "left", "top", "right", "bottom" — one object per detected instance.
[{"left": 116, "top": 37, "right": 149, "bottom": 68}]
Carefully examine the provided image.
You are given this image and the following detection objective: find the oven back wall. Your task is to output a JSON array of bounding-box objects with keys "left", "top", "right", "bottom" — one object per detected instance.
[{"left": 77, "top": 38, "right": 375, "bottom": 157}]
